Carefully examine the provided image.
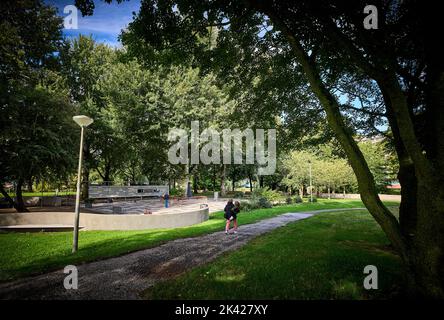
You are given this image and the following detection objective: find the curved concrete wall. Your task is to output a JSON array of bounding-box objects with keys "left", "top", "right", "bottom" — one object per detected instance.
[{"left": 0, "top": 208, "right": 209, "bottom": 231}]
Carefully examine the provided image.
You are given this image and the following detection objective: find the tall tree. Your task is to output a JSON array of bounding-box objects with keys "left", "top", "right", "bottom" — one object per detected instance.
[
  {"left": 0, "top": 0, "right": 76, "bottom": 211},
  {"left": 60, "top": 36, "right": 116, "bottom": 198}
]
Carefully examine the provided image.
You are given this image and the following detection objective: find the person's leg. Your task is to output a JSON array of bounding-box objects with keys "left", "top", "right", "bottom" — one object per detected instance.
[
  {"left": 225, "top": 220, "right": 230, "bottom": 233},
  {"left": 233, "top": 219, "right": 238, "bottom": 232}
]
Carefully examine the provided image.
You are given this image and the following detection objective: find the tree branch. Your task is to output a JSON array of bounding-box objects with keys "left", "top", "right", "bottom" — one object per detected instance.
[{"left": 341, "top": 103, "right": 386, "bottom": 118}]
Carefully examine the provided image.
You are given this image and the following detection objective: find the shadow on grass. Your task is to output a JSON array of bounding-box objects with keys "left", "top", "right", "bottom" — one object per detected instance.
[{"left": 145, "top": 210, "right": 405, "bottom": 300}]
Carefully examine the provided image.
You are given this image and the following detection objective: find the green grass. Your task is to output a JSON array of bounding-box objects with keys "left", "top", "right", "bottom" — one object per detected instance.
[
  {"left": 0, "top": 199, "right": 398, "bottom": 283},
  {"left": 146, "top": 209, "right": 404, "bottom": 300}
]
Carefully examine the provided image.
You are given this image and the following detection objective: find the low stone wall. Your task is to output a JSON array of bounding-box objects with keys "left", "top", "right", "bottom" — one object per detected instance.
[
  {"left": 0, "top": 207, "right": 209, "bottom": 231},
  {"left": 22, "top": 196, "right": 75, "bottom": 207},
  {"left": 318, "top": 193, "right": 401, "bottom": 202}
]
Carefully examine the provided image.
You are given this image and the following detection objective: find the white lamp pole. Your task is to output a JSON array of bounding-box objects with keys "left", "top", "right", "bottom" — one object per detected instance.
[{"left": 72, "top": 115, "right": 93, "bottom": 253}]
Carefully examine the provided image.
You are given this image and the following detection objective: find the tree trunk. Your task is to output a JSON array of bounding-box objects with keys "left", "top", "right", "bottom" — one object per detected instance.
[
  {"left": 212, "top": 165, "right": 216, "bottom": 192},
  {"left": 0, "top": 183, "right": 15, "bottom": 209},
  {"left": 81, "top": 165, "right": 89, "bottom": 200},
  {"left": 103, "top": 162, "right": 111, "bottom": 184},
  {"left": 80, "top": 141, "right": 90, "bottom": 200},
  {"left": 27, "top": 178, "right": 33, "bottom": 192},
  {"left": 220, "top": 165, "right": 226, "bottom": 197},
  {"left": 248, "top": 174, "right": 253, "bottom": 192},
  {"left": 15, "top": 179, "right": 28, "bottom": 212},
  {"left": 382, "top": 76, "right": 444, "bottom": 297},
  {"left": 193, "top": 173, "right": 198, "bottom": 194}
]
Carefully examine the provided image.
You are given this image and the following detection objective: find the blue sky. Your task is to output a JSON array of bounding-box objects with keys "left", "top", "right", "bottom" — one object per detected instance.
[{"left": 45, "top": 0, "right": 141, "bottom": 47}]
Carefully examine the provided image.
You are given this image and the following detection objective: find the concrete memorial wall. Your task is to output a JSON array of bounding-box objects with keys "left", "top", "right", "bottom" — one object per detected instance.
[{"left": 88, "top": 185, "right": 169, "bottom": 199}]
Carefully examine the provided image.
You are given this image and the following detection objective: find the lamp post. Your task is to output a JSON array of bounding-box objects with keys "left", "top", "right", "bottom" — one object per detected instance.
[
  {"left": 72, "top": 115, "right": 93, "bottom": 253},
  {"left": 308, "top": 160, "right": 313, "bottom": 203}
]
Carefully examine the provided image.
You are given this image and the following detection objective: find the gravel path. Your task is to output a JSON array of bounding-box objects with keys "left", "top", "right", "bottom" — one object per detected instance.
[{"left": 0, "top": 208, "right": 365, "bottom": 300}]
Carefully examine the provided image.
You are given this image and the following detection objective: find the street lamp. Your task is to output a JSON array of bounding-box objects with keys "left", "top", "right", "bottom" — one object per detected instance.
[
  {"left": 308, "top": 160, "right": 313, "bottom": 203},
  {"left": 72, "top": 115, "right": 93, "bottom": 253}
]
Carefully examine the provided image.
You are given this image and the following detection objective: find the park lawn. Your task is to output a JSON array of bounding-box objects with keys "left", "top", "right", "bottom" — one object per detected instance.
[
  {"left": 145, "top": 209, "right": 404, "bottom": 300},
  {"left": 0, "top": 199, "right": 398, "bottom": 282}
]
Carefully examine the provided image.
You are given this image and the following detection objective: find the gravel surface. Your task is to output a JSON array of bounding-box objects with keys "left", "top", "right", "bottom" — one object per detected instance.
[{"left": 0, "top": 208, "right": 364, "bottom": 300}]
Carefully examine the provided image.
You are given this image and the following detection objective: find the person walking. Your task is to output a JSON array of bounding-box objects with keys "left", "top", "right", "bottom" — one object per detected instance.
[{"left": 164, "top": 192, "right": 170, "bottom": 208}]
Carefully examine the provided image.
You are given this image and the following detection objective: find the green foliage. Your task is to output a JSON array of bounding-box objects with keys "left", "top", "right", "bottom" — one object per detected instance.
[
  {"left": 286, "top": 197, "right": 293, "bottom": 204},
  {"left": 282, "top": 149, "right": 357, "bottom": 194},
  {"left": 258, "top": 197, "right": 272, "bottom": 208},
  {"left": 1, "top": 83, "right": 77, "bottom": 177},
  {"left": 239, "top": 200, "right": 260, "bottom": 212},
  {"left": 293, "top": 195, "right": 303, "bottom": 203},
  {"left": 60, "top": 36, "right": 124, "bottom": 185},
  {"left": 98, "top": 60, "right": 235, "bottom": 184},
  {"left": 0, "top": 0, "right": 72, "bottom": 210},
  {"left": 241, "top": 196, "right": 273, "bottom": 211},
  {"left": 0, "top": 0, "right": 63, "bottom": 87},
  {"left": 169, "top": 187, "right": 184, "bottom": 197},
  {"left": 234, "top": 191, "right": 244, "bottom": 198},
  {"left": 358, "top": 140, "right": 398, "bottom": 192},
  {"left": 252, "top": 187, "right": 282, "bottom": 202}
]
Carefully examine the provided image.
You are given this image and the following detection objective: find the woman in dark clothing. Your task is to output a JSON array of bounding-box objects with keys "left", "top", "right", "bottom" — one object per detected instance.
[
  {"left": 225, "top": 200, "right": 240, "bottom": 234},
  {"left": 224, "top": 199, "right": 234, "bottom": 234}
]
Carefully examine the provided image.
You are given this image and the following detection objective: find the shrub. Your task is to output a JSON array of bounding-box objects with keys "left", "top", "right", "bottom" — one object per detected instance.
[
  {"left": 286, "top": 197, "right": 293, "bottom": 204},
  {"left": 234, "top": 191, "right": 244, "bottom": 198},
  {"left": 252, "top": 187, "right": 282, "bottom": 202},
  {"left": 308, "top": 197, "right": 318, "bottom": 203},
  {"left": 258, "top": 197, "right": 272, "bottom": 208},
  {"left": 239, "top": 197, "right": 272, "bottom": 211},
  {"left": 169, "top": 187, "right": 184, "bottom": 197},
  {"left": 293, "top": 195, "right": 303, "bottom": 203},
  {"left": 240, "top": 200, "right": 260, "bottom": 211}
]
